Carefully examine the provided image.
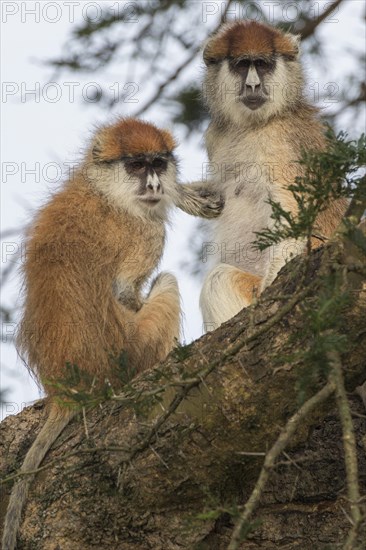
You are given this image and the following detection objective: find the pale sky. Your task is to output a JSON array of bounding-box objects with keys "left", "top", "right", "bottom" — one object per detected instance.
[{"left": 1, "top": 1, "right": 365, "bottom": 419}]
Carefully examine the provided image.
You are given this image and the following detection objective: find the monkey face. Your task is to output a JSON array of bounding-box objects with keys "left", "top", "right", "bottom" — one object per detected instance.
[
  {"left": 204, "top": 55, "right": 302, "bottom": 126},
  {"left": 87, "top": 118, "right": 178, "bottom": 219},
  {"left": 229, "top": 57, "right": 276, "bottom": 111},
  {"left": 203, "top": 21, "right": 302, "bottom": 125},
  {"left": 123, "top": 154, "right": 173, "bottom": 206},
  {"left": 87, "top": 152, "right": 177, "bottom": 219}
]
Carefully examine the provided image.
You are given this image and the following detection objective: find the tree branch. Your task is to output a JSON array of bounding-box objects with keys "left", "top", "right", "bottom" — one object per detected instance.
[
  {"left": 328, "top": 349, "right": 364, "bottom": 549},
  {"left": 228, "top": 383, "right": 335, "bottom": 550},
  {"left": 133, "top": 0, "right": 235, "bottom": 116},
  {"left": 299, "top": 0, "right": 346, "bottom": 40},
  {"left": 1, "top": 232, "right": 365, "bottom": 548}
]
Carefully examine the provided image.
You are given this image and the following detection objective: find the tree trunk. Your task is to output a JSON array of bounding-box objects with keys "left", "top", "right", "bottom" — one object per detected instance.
[{"left": 1, "top": 240, "right": 365, "bottom": 549}]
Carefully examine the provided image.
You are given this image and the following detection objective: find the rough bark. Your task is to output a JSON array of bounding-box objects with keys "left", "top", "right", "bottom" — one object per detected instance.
[{"left": 1, "top": 239, "right": 365, "bottom": 550}]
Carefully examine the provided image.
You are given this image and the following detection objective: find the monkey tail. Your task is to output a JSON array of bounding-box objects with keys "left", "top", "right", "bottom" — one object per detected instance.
[{"left": 2, "top": 406, "right": 75, "bottom": 550}]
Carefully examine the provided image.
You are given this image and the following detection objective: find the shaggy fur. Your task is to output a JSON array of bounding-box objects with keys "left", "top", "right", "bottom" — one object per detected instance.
[
  {"left": 3, "top": 118, "right": 181, "bottom": 550},
  {"left": 198, "top": 21, "right": 347, "bottom": 329},
  {"left": 18, "top": 119, "right": 181, "bottom": 389},
  {"left": 203, "top": 20, "right": 299, "bottom": 64},
  {"left": 91, "top": 117, "right": 176, "bottom": 160}
]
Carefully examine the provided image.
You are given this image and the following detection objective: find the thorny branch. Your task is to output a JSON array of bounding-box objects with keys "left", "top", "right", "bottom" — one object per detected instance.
[
  {"left": 126, "top": 281, "right": 316, "bottom": 463},
  {"left": 1, "top": 216, "right": 365, "bottom": 549},
  {"left": 328, "top": 349, "right": 364, "bottom": 549},
  {"left": 297, "top": 0, "right": 346, "bottom": 40},
  {"left": 225, "top": 201, "right": 366, "bottom": 548},
  {"left": 1, "top": 278, "right": 313, "bottom": 486},
  {"left": 133, "top": 0, "right": 235, "bottom": 116},
  {"left": 0, "top": 445, "right": 131, "bottom": 485},
  {"left": 227, "top": 383, "right": 335, "bottom": 550},
  {"left": 7, "top": 198, "right": 361, "bottom": 483}
]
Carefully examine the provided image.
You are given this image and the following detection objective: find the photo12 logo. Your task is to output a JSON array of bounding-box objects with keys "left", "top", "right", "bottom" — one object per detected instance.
[
  {"left": 1, "top": 2, "right": 139, "bottom": 24},
  {"left": 201, "top": 1, "right": 340, "bottom": 24},
  {"left": 1, "top": 81, "right": 140, "bottom": 104}
]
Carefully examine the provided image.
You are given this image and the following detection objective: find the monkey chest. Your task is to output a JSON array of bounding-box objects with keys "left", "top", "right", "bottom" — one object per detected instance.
[
  {"left": 209, "top": 140, "right": 281, "bottom": 275},
  {"left": 117, "top": 223, "right": 165, "bottom": 283}
]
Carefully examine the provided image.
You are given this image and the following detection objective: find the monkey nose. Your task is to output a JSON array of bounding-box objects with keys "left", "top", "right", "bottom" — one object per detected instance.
[
  {"left": 246, "top": 84, "right": 261, "bottom": 94},
  {"left": 146, "top": 173, "right": 161, "bottom": 193},
  {"left": 147, "top": 182, "right": 161, "bottom": 191}
]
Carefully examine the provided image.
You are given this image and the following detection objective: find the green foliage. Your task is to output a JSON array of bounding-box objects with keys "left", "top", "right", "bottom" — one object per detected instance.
[
  {"left": 44, "top": 363, "right": 110, "bottom": 410},
  {"left": 43, "top": 349, "right": 139, "bottom": 410},
  {"left": 294, "top": 272, "right": 351, "bottom": 403},
  {"left": 196, "top": 509, "right": 222, "bottom": 521},
  {"left": 346, "top": 225, "right": 366, "bottom": 254},
  {"left": 255, "top": 130, "right": 365, "bottom": 403},
  {"left": 172, "top": 341, "right": 194, "bottom": 362},
  {"left": 171, "top": 86, "right": 209, "bottom": 134},
  {"left": 254, "top": 130, "right": 366, "bottom": 251},
  {"left": 112, "top": 350, "right": 138, "bottom": 385}
]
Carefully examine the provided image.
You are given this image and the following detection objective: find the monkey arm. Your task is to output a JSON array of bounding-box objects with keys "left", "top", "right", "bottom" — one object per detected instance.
[{"left": 175, "top": 181, "right": 224, "bottom": 219}]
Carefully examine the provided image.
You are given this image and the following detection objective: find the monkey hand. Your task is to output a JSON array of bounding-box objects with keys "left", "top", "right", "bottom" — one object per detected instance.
[
  {"left": 114, "top": 278, "right": 144, "bottom": 312},
  {"left": 175, "top": 182, "right": 224, "bottom": 219},
  {"left": 196, "top": 187, "right": 225, "bottom": 218}
]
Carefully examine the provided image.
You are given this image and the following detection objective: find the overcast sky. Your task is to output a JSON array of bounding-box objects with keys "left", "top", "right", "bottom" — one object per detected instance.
[{"left": 1, "top": 1, "right": 365, "bottom": 419}]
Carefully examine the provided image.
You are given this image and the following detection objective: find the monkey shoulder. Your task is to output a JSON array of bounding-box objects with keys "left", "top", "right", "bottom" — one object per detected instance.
[
  {"left": 286, "top": 103, "right": 326, "bottom": 153},
  {"left": 25, "top": 182, "right": 129, "bottom": 274}
]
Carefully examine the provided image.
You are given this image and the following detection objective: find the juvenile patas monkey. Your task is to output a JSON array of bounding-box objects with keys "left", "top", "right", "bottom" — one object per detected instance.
[
  {"left": 2, "top": 117, "right": 222, "bottom": 550},
  {"left": 190, "top": 20, "right": 347, "bottom": 328}
]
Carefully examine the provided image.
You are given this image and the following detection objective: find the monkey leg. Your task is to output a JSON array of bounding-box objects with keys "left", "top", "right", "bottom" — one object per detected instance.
[
  {"left": 200, "top": 263, "right": 261, "bottom": 330},
  {"left": 261, "top": 238, "right": 306, "bottom": 291},
  {"left": 175, "top": 182, "right": 224, "bottom": 219},
  {"left": 124, "top": 272, "right": 181, "bottom": 370}
]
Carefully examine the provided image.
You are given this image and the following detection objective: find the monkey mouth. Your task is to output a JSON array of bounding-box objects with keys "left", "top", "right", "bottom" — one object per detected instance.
[
  {"left": 240, "top": 95, "right": 267, "bottom": 110},
  {"left": 139, "top": 196, "right": 161, "bottom": 206}
]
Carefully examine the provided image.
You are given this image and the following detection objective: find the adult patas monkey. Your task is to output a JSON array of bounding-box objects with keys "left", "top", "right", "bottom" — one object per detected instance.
[
  {"left": 189, "top": 20, "right": 347, "bottom": 328},
  {"left": 2, "top": 117, "right": 223, "bottom": 550}
]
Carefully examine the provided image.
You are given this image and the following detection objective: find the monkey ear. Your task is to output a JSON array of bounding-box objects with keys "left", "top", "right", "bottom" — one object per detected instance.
[
  {"left": 202, "top": 34, "right": 222, "bottom": 66},
  {"left": 92, "top": 135, "right": 103, "bottom": 162},
  {"left": 285, "top": 33, "right": 301, "bottom": 57},
  {"left": 202, "top": 39, "right": 213, "bottom": 66},
  {"left": 160, "top": 129, "right": 178, "bottom": 152}
]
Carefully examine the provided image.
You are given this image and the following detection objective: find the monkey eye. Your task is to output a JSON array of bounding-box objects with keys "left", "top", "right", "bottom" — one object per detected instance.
[
  {"left": 234, "top": 59, "right": 251, "bottom": 70},
  {"left": 254, "top": 59, "right": 275, "bottom": 71},
  {"left": 152, "top": 158, "right": 167, "bottom": 170},
  {"left": 128, "top": 160, "right": 145, "bottom": 171}
]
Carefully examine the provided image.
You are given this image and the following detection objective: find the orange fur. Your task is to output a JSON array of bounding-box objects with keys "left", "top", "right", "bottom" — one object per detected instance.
[
  {"left": 92, "top": 118, "right": 176, "bottom": 162},
  {"left": 18, "top": 118, "right": 180, "bottom": 394},
  {"left": 199, "top": 21, "right": 348, "bottom": 329},
  {"left": 3, "top": 118, "right": 182, "bottom": 550},
  {"left": 203, "top": 21, "right": 298, "bottom": 65},
  {"left": 231, "top": 270, "right": 261, "bottom": 304},
  {"left": 19, "top": 180, "right": 176, "bottom": 391}
]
